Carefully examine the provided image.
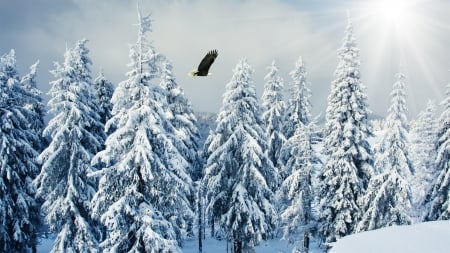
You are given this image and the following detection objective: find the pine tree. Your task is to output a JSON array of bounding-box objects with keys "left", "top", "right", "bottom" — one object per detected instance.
[
  {"left": 356, "top": 72, "right": 413, "bottom": 232},
  {"left": 160, "top": 60, "right": 203, "bottom": 182},
  {"left": 203, "top": 59, "right": 278, "bottom": 253},
  {"left": 33, "top": 40, "right": 103, "bottom": 253},
  {"left": 91, "top": 8, "right": 192, "bottom": 252},
  {"left": 318, "top": 16, "right": 374, "bottom": 247},
  {"left": 20, "top": 60, "right": 45, "bottom": 151},
  {"left": 410, "top": 100, "right": 438, "bottom": 204},
  {"left": 424, "top": 77, "right": 450, "bottom": 221},
  {"left": 0, "top": 50, "right": 41, "bottom": 253},
  {"left": 261, "top": 61, "right": 286, "bottom": 172},
  {"left": 279, "top": 123, "right": 316, "bottom": 248},
  {"left": 284, "top": 57, "right": 312, "bottom": 140},
  {"left": 93, "top": 70, "right": 114, "bottom": 128}
]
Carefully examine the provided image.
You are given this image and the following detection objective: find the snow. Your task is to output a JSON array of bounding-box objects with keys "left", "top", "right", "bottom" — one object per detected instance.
[
  {"left": 331, "top": 220, "right": 450, "bottom": 253},
  {"left": 36, "top": 221, "right": 450, "bottom": 252},
  {"left": 37, "top": 236, "right": 55, "bottom": 253},
  {"left": 38, "top": 235, "right": 324, "bottom": 253}
]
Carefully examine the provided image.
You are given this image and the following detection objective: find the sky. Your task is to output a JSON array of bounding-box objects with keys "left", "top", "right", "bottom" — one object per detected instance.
[{"left": 1, "top": 0, "right": 449, "bottom": 119}]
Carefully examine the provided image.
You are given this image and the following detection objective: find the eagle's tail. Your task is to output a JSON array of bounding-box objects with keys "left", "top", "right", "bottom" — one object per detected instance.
[{"left": 188, "top": 70, "right": 198, "bottom": 76}]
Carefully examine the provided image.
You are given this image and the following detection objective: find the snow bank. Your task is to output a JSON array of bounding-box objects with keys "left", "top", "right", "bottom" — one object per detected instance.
[{"left": 330, "top": 221, "right": 450, "bottom": 253}]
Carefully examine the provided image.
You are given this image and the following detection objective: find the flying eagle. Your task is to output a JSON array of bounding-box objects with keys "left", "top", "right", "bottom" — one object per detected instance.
[{"left": 189, "top": 50, "right": 218, "bottom": 76}]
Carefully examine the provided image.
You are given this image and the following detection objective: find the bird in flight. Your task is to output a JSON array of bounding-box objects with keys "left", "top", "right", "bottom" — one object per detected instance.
[{"left": 189, "top": 50, "right": 218, "bottom": 76}]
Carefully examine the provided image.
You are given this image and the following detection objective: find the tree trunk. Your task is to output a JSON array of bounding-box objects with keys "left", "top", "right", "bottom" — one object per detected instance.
[
  {"left": 234, "top": 240, "right": 242, "bottom": 253},
  {"left": 211, "top": 216, "right": 215, "bottom": 238},
  {"left": 198, "top": 189, "right": 202, "bottom": 253},
  {"left": 302, "top": 232, "right": 310, "bottom": 253}
]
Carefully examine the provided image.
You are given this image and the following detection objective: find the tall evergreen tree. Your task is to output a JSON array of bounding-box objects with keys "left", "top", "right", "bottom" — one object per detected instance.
[
  {"left": 284, "top": 57, "right": 312, "bottom": 140},
  {"left": 318, "top": 16, "right": 374, "bottom": 247},
  {"left": 424, "top": 77, "right": 450, "bottom": 221},
  {"left": 33, "top": 40, "right": 103, "bottom": 253},
  {"left": 93, "top": 70, "right": 114, "bottom": 128},
  {"left": 160, "top": 60, "right": 203, "bottom": 182},
  {"left": 410, "top": 100, "right": 438, "bottom": 204},
  {"left": 0, "top": 50, "right": 41, "bottom": 253},
  {"left": 356, "top": 72, "right": 413, "bottom": 232},
  {"left": 279, "top": 123, "right": 316, "bottom": 250},
  {"left": 203, "top": 59, "right": 278, "bottom": 253},
  {"left": 261, "top": 61, "right": 286, "bottom": 172},
  {"left": 91, "top": 8, "right": 192, "bottom": 252},
  {"left": 20, "top": 60, "right": 45, "bottom": 151}
]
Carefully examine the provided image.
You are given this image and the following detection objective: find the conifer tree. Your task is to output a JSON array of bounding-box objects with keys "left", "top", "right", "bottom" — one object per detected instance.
[
  {"left": 0, "top": 50, "right": 41, "bottom": 253},
  {"left": 410, "top": 100, "right": 438, "bottom": 204},
  {"left": 91, "top": 8, "right": 192, "bottom": 252},
  {"left": 34, "top": 40, "right": 103, "bottom": 253},
  {"left": 318, "top": 15, "right": 374, "bottom": 247},
  {"left": 357, "top": 72, "right": 413, "bottom": 232},
  {"left": 160, "top": 60, "right": 203, "bottom": 181},
  {"left": 203, "top": 59, "right": 278, "bottom": 253},
  {"left": 93, "top": 70, "right": 114, "bottom": 128},
  {"left": 284, "top": 57, "right": 312, "bottom": 140},
  {"left": 279, "top": 123, "right": 316, "bottom": 249},
  {"left": 20, "top": 60, "right": 45, "bottom": 151},
  {"left": 261, "top": 61, "right": 286, "bottom": 172},
  {"left": 424, "top": 77, "right": 450, "bottom": 221}
]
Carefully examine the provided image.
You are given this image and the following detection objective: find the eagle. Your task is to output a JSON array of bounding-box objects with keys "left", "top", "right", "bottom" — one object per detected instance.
[{"left": 189, "top": 50, "right": 218, "bottom": 76}]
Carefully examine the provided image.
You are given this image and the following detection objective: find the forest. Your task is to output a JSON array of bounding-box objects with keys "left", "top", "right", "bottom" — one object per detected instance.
[{"left": 1, "top": 7, "right": 449, "bottom": 253}]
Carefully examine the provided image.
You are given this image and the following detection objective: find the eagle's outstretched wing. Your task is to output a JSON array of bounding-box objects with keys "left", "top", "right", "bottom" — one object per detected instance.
[{"left": 196, "top": 50, "right": 218, "bottom": 76}]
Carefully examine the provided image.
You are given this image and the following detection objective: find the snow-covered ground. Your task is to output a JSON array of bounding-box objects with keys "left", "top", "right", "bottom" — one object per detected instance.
[
  {"left": 37, "top": 221, "right": 450, "bottom": 252},
  {"left": 330, "top": 220, "right": 450, "bottom": 253},
  {"left": 38, "top": 235, "right": 322, "bottom": 253}
]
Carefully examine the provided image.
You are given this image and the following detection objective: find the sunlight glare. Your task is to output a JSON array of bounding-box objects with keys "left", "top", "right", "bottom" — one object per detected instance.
[{"left": 368, "top": 0, "right": 415, "bottom": 30}]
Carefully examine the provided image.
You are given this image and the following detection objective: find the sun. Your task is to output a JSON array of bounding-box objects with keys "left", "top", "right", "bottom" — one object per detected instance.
[
  {"left": 366, "top": 0, "right": 417, "bottom": 31},
  {"left": 353, "top": 0, "right": 447, "bottom": 116}
]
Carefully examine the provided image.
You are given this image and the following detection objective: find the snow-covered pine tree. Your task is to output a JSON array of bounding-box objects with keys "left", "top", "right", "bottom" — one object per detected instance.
[
  {"left": 318, "top": 15, "right": 374, "bottom": 247},
  {"left": 33, "top": 40, "right": 103, "bottom": 253},
  {"left": 424, "top": 76, "right": 450, "bottom": 221},
  {"left": 91, "top": 8, "right": 192, "bottom": 252},
  {"left": 279, "top": 123, "right": 316, "bottom": 249},
  {"left": 160, "top": 60, "right": 203, "bottom": 182},
  {"left": 356, "top": 72, "right": 414, "bottom": 232},
  {"left": 203, "top": 59, "right": 278, "bottom": 253},
  {"left": 261, "top": 60, "right": 286, "bottom": 172},
  {"left": 410, "top": 100, "right": 438, "bottom": 204},
  {"left": 20, "top": 60, "right": 46, "bottom": 151},
  {"left": 284, "top": 57, "right": 312, "bottom": 140},
  {"left": 0, "top": 50, "right": 41, "bottom": 253},
  {"left": 93, "top": 70, "right": 114, "bottom": 128}
]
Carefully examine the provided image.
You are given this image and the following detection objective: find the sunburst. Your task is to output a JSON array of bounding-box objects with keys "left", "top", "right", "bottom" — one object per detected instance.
[{"left": 352, "top": 0, "right": 447, "bottom": 115}]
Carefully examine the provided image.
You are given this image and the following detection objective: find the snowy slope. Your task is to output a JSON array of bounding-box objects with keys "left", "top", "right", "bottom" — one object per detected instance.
[
  {"left": 39, "top": 221, "right": 450, "bottom": 253},
  {"left": 330, "top": 221, "right": 450, "bottom": 253}
]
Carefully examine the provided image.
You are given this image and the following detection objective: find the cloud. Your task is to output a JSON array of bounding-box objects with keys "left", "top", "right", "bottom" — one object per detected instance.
[{"left": 1, "top": 0, "right": 448, "bottom": 117}]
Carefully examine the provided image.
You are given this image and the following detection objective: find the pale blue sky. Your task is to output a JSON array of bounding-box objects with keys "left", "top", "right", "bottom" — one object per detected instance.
[{"left": 1, "top": 0, "right": 449, "bottom": 118}]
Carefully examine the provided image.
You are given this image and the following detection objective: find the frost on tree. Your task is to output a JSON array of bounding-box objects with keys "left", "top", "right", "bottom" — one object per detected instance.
[
  {"left": 93, "top": 70, "right": 114, "bottom": 129},
  {"left": 318, "top": 15, "right": 374, "bottom": 247},
  {"left": 284, "top": 57, "right": 312, "bottom": 140},
  {"left": 0, "top": 50, "right": 41, "bottom": 253},
  {"left": 20, "top": 60, "right": 46, "bottom": 151},
  {"left": 261, "top": 61, "right": 286, "bottom": 173},
  {"left": 357, "top": 72, "right": 414, "bottom": 232},
  {"left": 160, "top": 60, "right": 203, "bottom": 182},
  {"left": 203, "top": 59, "right": 278, "bottom": 253},
  {"left": 91, "top": 8, "right": 192, "bottom": 252},
  {"left": 281, "top": 57, "right": 317, "bottom": 178},
  {"left": 33, "top": 39, "right": 104, "bottom": 253},
  {"left": 424, "top": 78, "right": 450, "bottom": 221},
  {"left": 410, "top": 100, "right": 438, "bottom": 205},
  {"left": 278, "top": 123, "right": 317, "bottom": 249}
]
